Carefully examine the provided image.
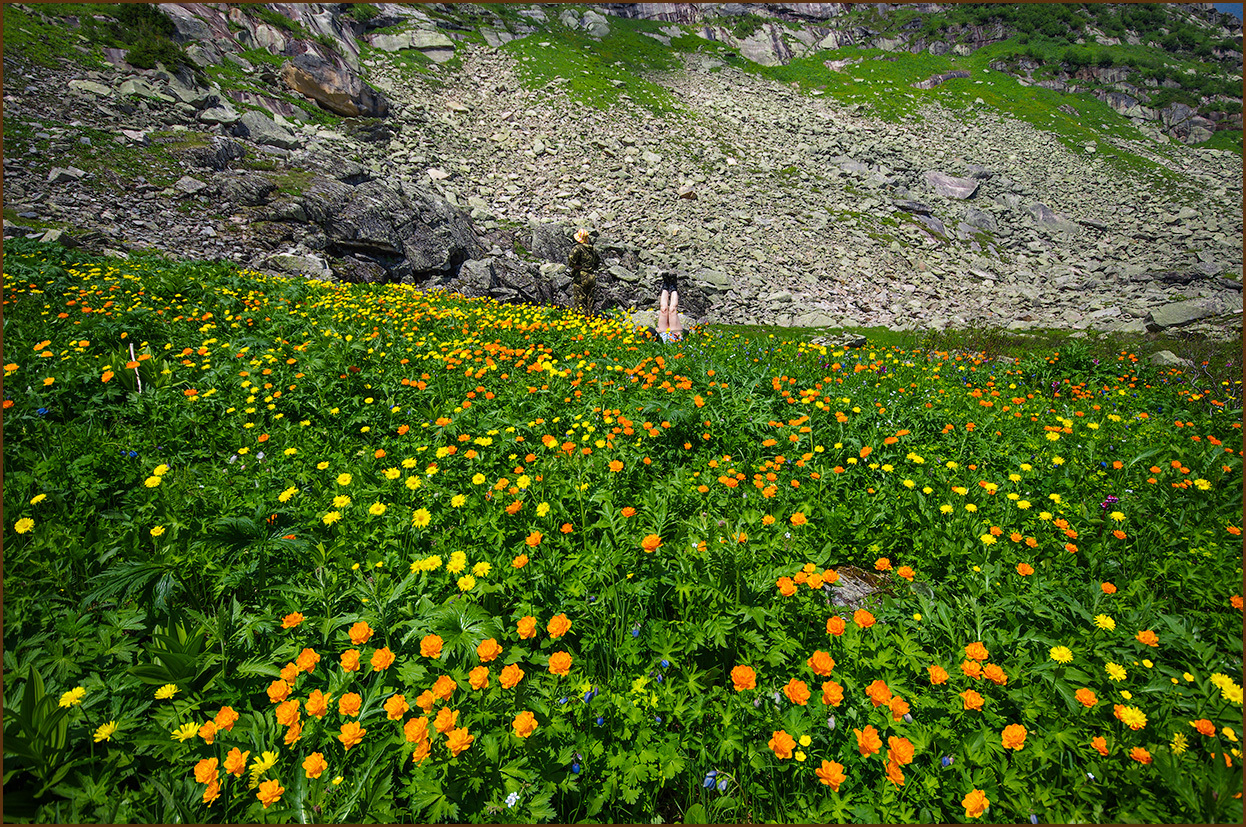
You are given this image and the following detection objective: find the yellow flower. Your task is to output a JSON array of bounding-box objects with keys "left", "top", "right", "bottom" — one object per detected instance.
[
  {"left": 1109, "top": 511, "right": 1125, "bottom": 522},
  {"left": 317, "top": 461, "right": 330, "bottom": 470},
  {"left": 383, "top": 467, "right": 400, "bottom": 480},
  {"left": 516, "top": 474, "right": 531, "bottom": 489},
  {"left": 29, "top": 494, "right": 46, "bottom": 505},
  {"left": 333, "top": 495, "right": 352, "bottom": 508},
  {"left": 1016, "top": 500, "right": 1031, "bottom": 509},
  {"left": 1106, "top": 662, "right": 1127, "bottom": 682},
  {"left": 172, "top": 722, "right": 200, "bottom": 742},
  {"left": 979, "top": 533, "right": 996, "bottom": 545},
  {"left": 337, "top": 473, "right": 352, "bottom": 486},
  {"left": 1170, "top": 732, "right": 1188, "bottom": 755},
  {"left": 368, "top": 502, "right": 387, "bottom": 516},
  {"left": 1049, "top": 646, "right": 1073, "bottom": 664},
  {"left": 795, "top": 751, "right": 807, "bottom": 762},
  {"left": 447, "top": 551, "right": 467, "bottom": 574},
  {"left": 412, "top": 508, "right": 431, "bottom": 528},
  {"left": 939, "top": 504, "right": 953, "bottom": 515},
  {"left": 59, "top": 686, "right": 87, "bottom": 707},
  {"left": 457, "top": 575, "right": 476, "bottom": 591},
  {"left": 144, "top": 476, "right": 162, "bottom": 488},
  {"left": 93, "top": 721, "right": 118, "bottom": 743},
  {"left": 1051, "top": 456, "right": 1064, "bottom": 466},
  {"left": 451, "top": 494, "right": 466, "bottom": 508},
  {"left": 155, "top": 684, "right": 179, "bottom": 700},
  {"left": 278, "top": 486, "right": 298, "bottom": 503},
  {"left": 473, "top": 561, "right": 492, "bottom": 577},
  {"left": 536, "top": 501, "right": 550, "bottom": 517},
  {"left": 472, "top": 473, "right": 486, "bottom": 485},
  {"left": 1093, "top": 614, "right": 1115, "bottom": 631},
  {"left": 15, "top": 517, "right": 35, "bottom": 534},
  {"left": 150, "top": 526, "right": 166, "bottom": 537},
  {"left": 322, "top": 511, "right": 342, "bottom": 525},
  {"left": 248, "top": 750, "right": 279, "bottom": 788},
  {"left": 798, "top": 734, "right": 812, "bottom": 747}
]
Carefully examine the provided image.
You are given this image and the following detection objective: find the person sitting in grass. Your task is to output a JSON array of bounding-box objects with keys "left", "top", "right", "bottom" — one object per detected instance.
[
  {"left": 656, "top": 270, "right": 682, "bottom": 342},
  {"left": 567, "top": 228, "right": 600, "bottom": 315}
]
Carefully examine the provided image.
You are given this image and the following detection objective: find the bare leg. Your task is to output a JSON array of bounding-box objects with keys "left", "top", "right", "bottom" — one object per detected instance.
[
  {"left": 668, "top": 290, "right": 681, "bottom": 339},
  {"left": 658, "top": 289, "right": 670, "bottom": 332}
]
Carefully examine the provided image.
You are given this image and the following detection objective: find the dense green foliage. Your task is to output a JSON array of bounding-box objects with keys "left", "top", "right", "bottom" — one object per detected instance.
[{"left": 3, "top": 241, "right": 1242, "bottom": 823}]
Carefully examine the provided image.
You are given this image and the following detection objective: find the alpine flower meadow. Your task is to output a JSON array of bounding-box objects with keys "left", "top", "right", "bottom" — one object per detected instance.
[{"left": 2, "top": 240, "right": 1242, "bottom": 824}]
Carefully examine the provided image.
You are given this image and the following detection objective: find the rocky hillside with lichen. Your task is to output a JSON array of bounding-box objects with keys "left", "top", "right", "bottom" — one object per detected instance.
[{"left": 3, "top": 2, "right": 1241, "bottom": 339}]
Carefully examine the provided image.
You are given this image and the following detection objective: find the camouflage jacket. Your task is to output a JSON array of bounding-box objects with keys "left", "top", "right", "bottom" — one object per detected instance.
[{"left": 567, "top": 243, "right": 600, "bottom": 283}]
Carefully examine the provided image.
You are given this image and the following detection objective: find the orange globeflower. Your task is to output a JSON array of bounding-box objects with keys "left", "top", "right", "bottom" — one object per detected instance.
[
  {"left": 1191, "top": 719, "right": 1216, "bottom": 737},
  {"left": 784, "top": 678, "right": 811, "bottom": 706},
  {"left": 349, "top": 621, "right": 374, "bottom": 645},
  {"left": 257, "top": 778, "right": 285, "bottom": 809},
  {"left": 548, "top": 651, "right": 572, "bottom": 676},
  {"left": 896, "top": 565, "right": 915, "bottom": 581},
  {"left": 961, "top": 660, "right": 983, "bottom": 680},
  {"left": 340, "top": 649, "right": 361, "bottom": 672},
  {"left": 609, "top": 460, "right": 624, "bottom": 472},
  {"left": 512, "top": 710, "right": 538, "bottom": 739},
  {"left": 517, "top": 616, "right": 538, "bottom": 639},
  {"left": 826, "top": 616, "right": 846, "bottom": 636},
  {"left": 790, "top": 512, "right": 807, "bottom": 526},
  {"left": 469, "top": 666, "right": 489, "bottom": 690},
  {"left": 865, "top": 679, "right": 892, "bottom": 707},
  {"left": 768, "top": 729, "right": 796, "bottom": 759},
  {"left": 420, "top": 634, "right": 443, "bottom": 659},
  {"left": 446, "top": 727, "right": 474, "bottom": 757},
  {"left": 1130, "top": 746, "right": 1152, "bottom": 764},
  {"left": 404, "top": 716, "right": 429, "bottom": 744},
  {"left": 874, "top": 557, "right": 892, "bottom": 572},
  {"left": 500, "top": 663, "right": 525, "bottom": 689},
  {"left": 282, "top": 612, "right": 305, "bottom": 629},
  {"left": 338, "top": 692, "right": 362, "bottom": 717},
  {"left": 547, "top": 613, "right": 572, "bottom": 638},
  {"left": 731, "top": 665, "right": 757, "bottom": 691},
  {"left": 1016, "top": 563, "right": 1035, "bottom": 576},
  {"left": 888, "top": 736, "right": 915, "bottom": 766},
  {"left": 384, "top": 694, "right": 409, "bottom": 721},
  {"left": 512, "top": 554, "right": 529, "bottom": 568},
  {"left": 296, "top": 648, "right": 320, "bottom": 673},
  {"left": 815, "top": 759, "right": 846, "bottom": 791},
  {"left": 641, "top": 534, "right": 662, "bottom": 553},
  {"left": 224, "top": 747, "right": 249, "bottom": 777},
  {"left": 194, "top": 757, "right": 219, "bottom": 785},
  {"left": 275, "top": 700, "right": 300, "bottom": 727},
  {"left": 305, "top": 689, "right": 330, "bottom": 719},
  {"left": 777, "top": 576, "right": 797, "bottom": 597},
  {"left": 962, "top": 789, "right": 990, "bottom": 819},
  {"left": 888, "top": 696, "right": 910, "bottom": 721},
  {"left": 303, "top": 752, "right": 328, "bottom": 780},
  {"left": 853, "top": 609, "right": 875, "bottom": 629},
  {"left": 1001, "top": 724, "right": 1027, "bottom": 751},
  {"left": 884, "top": 759, "right": 905, "bottom": 787},
  {"left": 1091, "top": 736, "right": 1109, "bottom": 756},
  {"left": 371, "top": 646, "right": 395, "bottom": 671},
  {"left": 525, "top": 530, "right": 543, "bottom": 547},
  {"left": 477, "top": 638, "right": 503, "bottom": 663},
  {"left": 1135, "top": 630, "right": 1159, "bottom": 647},
  {"left": 982, "top": 664, "right": 1008, "bottom": 686},
  {"left": 964, "top": 641, "right": 989, "bottom": 661},
  {"left": 960, "top": 689, "right": 985, "bottom": 711},
  {"left": 560, "top": 523, "right": 573, "bottom": 534},
  {"left": 822, "top": 679, "right": 844, "bottom": 707},
  {"left": 1075, "top": 688, "right": 1098, "bottom": 707},
  {"left": 807, "top": 650, "right": 835, "bottom": 676},
  {"left": 620, "top": 507, "right": 636, "bottom": 518},
  {"left": 280, "top": 662, "right": 300, "bottom": 684},
  {"left": 198, "top": 721, "right": 218, "bottom": 746},
  {"left": 215, "top": 706, "right": 240, "bottom": 731},
  {"left": 415, "top": 690, "right": 436, "bottom": 712},
  {"left": 1101, "top": 582, "right": 1117, "bottom": 594},
  {"left": 338, "top": 721, "right": 366, "bottom": 751},
  {"left": 267, "top": 680, "right": 291, "bottom": 703},
  {"left": 434, "top": 707, "right": 459, "bottom": 734},
  {"left": 854, "top": 725, "right": 882, "bottom": 756},
  {"left": 928, "top": 664, "right": 949, "bottom": 685},
  {"left": 432, "top": 675, "right": 457, "bottom": 701}
]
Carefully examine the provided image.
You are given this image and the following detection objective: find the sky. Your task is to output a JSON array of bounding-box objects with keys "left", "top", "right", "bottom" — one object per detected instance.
[{"left": 1212, "top": 3, "right": 1243, "bottom": 21}]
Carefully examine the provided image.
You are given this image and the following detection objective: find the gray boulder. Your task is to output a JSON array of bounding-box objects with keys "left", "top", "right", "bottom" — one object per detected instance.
[
  {"left": 1149, "top": 349, "right": 1194, "bottom": 368},
  {"left": 1027, "top": 203, "right": 1080, "bottom": 235},
  {"left": 298, "top": 177, "right": 479, "bottom": 283},
  {"left": 924, "top": 170, "right": 979, "bottom": 199},
  {"left": 1146, "top": 299, "right": 1219, "bottom": 330},
  {"left": 963, "top": 208, "right": 998, "bottom": 232},
  {"left": 262, "top": 252, "right": 331, "bottom": 279},
  {"left": 280, "top": 53, "right": 389, "bottom": 118},
  {"left": 234, "top": 110, "right": 301, "bottom": 150},
  {"left": 214, "top": 171, "right": 277, "bottom": 206}
]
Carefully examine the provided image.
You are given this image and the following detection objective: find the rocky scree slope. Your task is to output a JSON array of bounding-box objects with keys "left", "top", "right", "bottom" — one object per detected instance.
[{"left": 2, "top": 2, "right": 1241, "bottom": 341}]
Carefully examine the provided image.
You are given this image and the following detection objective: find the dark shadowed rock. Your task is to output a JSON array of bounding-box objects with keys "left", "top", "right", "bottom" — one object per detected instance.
[
  {"left": 280, "top": 53, "right": 390, "bottom": 118},
  {"left": 298, "top": 176, "right": 479, "bottom": 283}
]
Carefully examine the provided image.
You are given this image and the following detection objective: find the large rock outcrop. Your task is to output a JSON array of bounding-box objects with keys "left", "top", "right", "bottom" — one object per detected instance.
[{"left": 280, "top": 53, "right": 390, "bottom": 118}]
